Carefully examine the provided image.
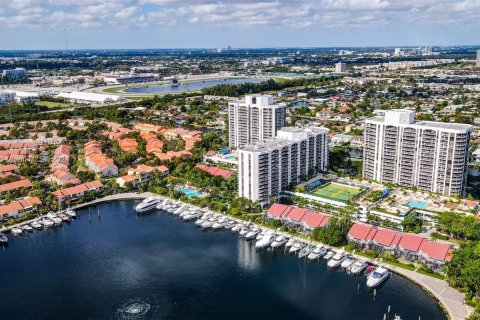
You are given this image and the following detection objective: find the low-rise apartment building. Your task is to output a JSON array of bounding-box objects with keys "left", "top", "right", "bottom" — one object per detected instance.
[{"left": 84, "top": 141, "right": 118, "bottom": 177}]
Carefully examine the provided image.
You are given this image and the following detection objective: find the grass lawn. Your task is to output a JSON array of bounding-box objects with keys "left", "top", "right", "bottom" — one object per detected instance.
[
  {"left": 103, "top": 86, "right": 125, "bottom": 93},
  {"left": 36, "top": 101, "right": 82, "bottom": 108},
  {"left": 310, "top": 182, "right": 363, "bottom": 203}
]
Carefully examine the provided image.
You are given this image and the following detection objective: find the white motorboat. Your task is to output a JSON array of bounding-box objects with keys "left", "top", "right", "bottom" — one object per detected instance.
[
  {"left": 366, "top": 266, "right": 391, "bottom": 288},
  {"left": 0, "top": 232, "right": 8, "bottom": 244},
  {"left": 195, "top": 215, "right": 208, "bottom": 226},
  {"left": 31, "top": 222, "right": 42, "bottom": 230},
  {"left": 60, "top": 214, "right": 70, "bottom": 222},
  {"left": 323, "top": 251, "right": 335, "bottom": 260},
  {"left": 239, "top": 226, "right": 250, "bottom": 237},
  {"left": 212, "top": 217, "right": 227, "bottom": 229},
  {"left": 22, "top": 225, "right": 33, "bottom": 232},
  {"left": 256, "top": 231, "right": 266, "bottom": 241},
  {"left": 135, "top": 197, "right": 162, "bottom": 213},
  {"left": 255, "top": 232, "right": 275, "bottom": 249},
  {"left": 155, "top": 199, "right": 167, "bottom": 210},
  {"left": 289, "top": 242, "right": 304, "bottom": 254},
  {"left": 341, "top": 256, "right": 356, "bottom": 269},
  {"left": 271, "top": 235, "right": 287, "bottom": 248},
  {"left": 285, "top": 238, "right": 295, "bottom": 248},
  {"left": 231, "top": 224, "right": 243, "bottom": 233},
  {"left": 174, "top": 206, "right": 185, "bottom": 215},
  {"left": 52, "top": 217, "right": 63, "bottom": 226},
  {"left": 350, "top": 260, "right": 369, "bottom": 275},
  {"left": 298, "top": 245, "right": 315, "bottom": 259},
  {"left": 327, "top": 251, "right": 346, "bottom": 268},
  {"left": 65, "top": 208, "right": 77, "bottom": 218},
  {"left": 201, "top": 217, "right": 217, "bottom": 229},
  {"left": 42, "top": 218, "right": 54, "bottom": 228},
  {"left": 183, "top": 211, "right": 202, "bottom": 221},
  {"left": 224, "top": 220, "right": 236, "bottom": 229},
  {"left": 307, "top": 246, "right": 327, "bottom": 260},
  {"left": 11, "top": 228, "right": 23, "bottom": 236},
  {"left": 245, "top": 228, "right": 260, "bottom": 240}
]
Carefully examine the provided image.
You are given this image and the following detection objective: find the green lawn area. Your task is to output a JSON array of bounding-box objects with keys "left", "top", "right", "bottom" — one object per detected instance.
[
  {"left": 36, "top": 101, "right": 82, "bottom": 108},
  {"left": 309, "top": 182, "right": 363, "bottom": 203},
  {"left": 103, "top": 86, "right": 125, "bottom": 93}
]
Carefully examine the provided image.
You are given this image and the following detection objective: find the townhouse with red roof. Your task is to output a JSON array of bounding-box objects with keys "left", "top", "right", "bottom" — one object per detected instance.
[
  {"left": 0, "top": 179, "right": 32, "bottom": 195},
  {"left": 195, "top": 164, "right": 233, "bottom": 180},
  {"left": 266, "top": 203, "right": 330, "bottom": 230},
  {"left": 119, "top": 138, "right": 138, "bottom": 153},
  {"left": 52, "top": 180, "right": 104, "bottom": 203},
  {"left": 0, "top": 197, "right": 42, "bottom": 221}
]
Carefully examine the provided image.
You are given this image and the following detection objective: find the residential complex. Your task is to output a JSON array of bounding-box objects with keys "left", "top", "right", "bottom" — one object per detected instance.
[
  {"left": 238, "top": 127, "right": 329, "bottom": 205},
  {"left": 228, "top": 94, "right": 286, "bottom": 148},
  {"left": 363, "top": 109, "right": 472, "bottom": 196}
]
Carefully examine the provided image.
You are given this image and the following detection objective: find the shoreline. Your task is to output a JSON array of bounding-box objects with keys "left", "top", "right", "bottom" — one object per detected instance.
[{"left": 2, "top": 192, "right": 472, "bottom": 320}]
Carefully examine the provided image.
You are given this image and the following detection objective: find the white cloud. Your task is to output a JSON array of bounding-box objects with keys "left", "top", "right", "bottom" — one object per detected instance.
[{"left": 0, "top": 0, "right": 479, "bottom": 30}]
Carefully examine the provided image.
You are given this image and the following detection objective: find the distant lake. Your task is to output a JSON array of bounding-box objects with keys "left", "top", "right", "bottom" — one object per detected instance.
[
  {"left": 0, "top": 200, "right": 447, "bottom": 320},
  {"left": 123, "top": 78, "right": 268, "bottom": 94}
]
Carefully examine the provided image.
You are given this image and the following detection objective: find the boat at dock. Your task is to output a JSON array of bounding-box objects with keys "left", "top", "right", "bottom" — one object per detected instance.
[
  {"left": 285, "top": 238, "right": 295, "bottom": 248},
  {"left": 298, "top": 245, "right": 315, "bottom": 259},
  {"left": 201, "top": 217, "right": 217, "bottom": 229},
  {"left": 11, "top": 228, "right": 23, "bottom": 236},
  {"left": 307, "top": 246, "right": 327, "bottom": 260},
  {"left": 41, "top": 218, "right": 54, "bottom": 228},
  {"left": 255, "top": 232, "right": 275, "bottom": 249},
  {"left": 31, "top": 222, "right": 43, "bottom": 230},
  {"left": 323, "top": 250, "right": 335, "bottom": 260},
  {"left": 341, "top": 256, "right": 356, "bottom": 269},
  {"left": 327, "top": 251, "right": 346, "bottom": 268},
  {"left": 135, "top": 197, "right": 162, "bottom": 213},
  {"left": 65, "top": 209, "right": 77, "bottom": 218},
  {"left": 366, "top": 266, "right": 391, "bottom": 288},
  {"left": 0, "top": 232, "right": 8, "bottom": 244},
  {"left": 22, "top": 225, "right": 33, "bottom": 232},
  {"left": 245, "top": 227, "right": 261, "bottom": 240},
  {"left": 271, "top": 235, "right": 287, "bottom": 248},
  {"left": 289, "top": 242, "right": 304, "bottom": 254},
  {"left": 239, "top": 226, "right": 250, "bottom": 237},
  {"left": 231, "top": 223, "right": 243, "bottom": 233},
  {"left": 212, "top": 217, "right": 227, "bottom": 230},
  {"left": 350, "top": 260, "right": 369, "bottom": 275}
]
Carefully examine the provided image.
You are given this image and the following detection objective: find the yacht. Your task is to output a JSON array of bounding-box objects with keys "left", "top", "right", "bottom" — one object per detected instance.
[
  {"left": 0, "top": 232, "right": 8, "bottom": 244},
  {"left": 224, "top": 220, "right": 236, "bottom": 229},
  {"left": 255, "top": 231, "right": 266, "bottom": 241},
  {"left": 11, "top": 228, "right": 23, "bottom": 236},
  {"left": 341, "top": 256, "right": 356, "bottom": 269},
  {"left": 245, "top": 228, "right": 260, "bottom": 240},
  {"left": 285, "top": 238, "right": 295, "bottom": 248},
  {"left": 174, "top": 206, "right": 185, "bottom": 216},
  {"left": 201, "top": 217, "right": 217, "bottom": 229},
  {"left": 183, "top": 211, "right": 202, "bottom": 221},
  {"left": 239, "top": 226, "right": 250, "bottom": 237},
  {"left": 350, "top": 260, "right": 369, "bottom": 275},
  {"left": 323, "top": 251, "right": 335, "bottom": 260},
  {"left": 307, "top": 246, "right": 327, "bottom": 260},
  {"left": 155, "top": 199, "right": 166, "bottom": 211},
  {"left": 195, "top": 214, "right": 210, "bottom": 226},
  {"left": 65, "top": 208, "right": 77, "bottom": 218},
  {"left": 31, "top": 222, "right": 43, "bottom": 230},
  {"left": 271, "top": 235, "right": 287, "bottom": 248},
  {"left": 135, "top": 197, "right": 162, "bottom": 213},
  {"left": 231, "top": 224, "right": 243, "bottom": 233},
  {"left": 298, "top": 245, "right": 315, "bottom": 259},
  {"left": 255, "top": 232, "right": 275, "bottom": 249},
  {"left": 366, "top": 266, "right": 391, "bottom": 288},
  {"left": 212, "top": 217, "right": 227, "bottom": 230},
  {"left": 60, "top": 214, "right": 70, "bottom": 222},
  {"left": 327, "top": 251, "right": 346, "bottom": 268},
  {"left": 22, "top": 225, "right": 33, "bottom": 232},
  {"left": 52, "top": 217, "right": 63, "bottom": 226},
  {"left": 289, "top": 242, "right": 304, "bottom": 254},
  {"left": 41, "top": 218, "right": 54, "bottom": 228}
]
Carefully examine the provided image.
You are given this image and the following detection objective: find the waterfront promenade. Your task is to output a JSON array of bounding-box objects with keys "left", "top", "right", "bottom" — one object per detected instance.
[{"left": 2, "top": 191, "right": 472, "bottom": 319}]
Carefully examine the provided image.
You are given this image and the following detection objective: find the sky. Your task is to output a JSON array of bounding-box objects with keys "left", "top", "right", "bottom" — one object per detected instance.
[{"left": 0, "top": 0, "right": 479, "bottom": 50}]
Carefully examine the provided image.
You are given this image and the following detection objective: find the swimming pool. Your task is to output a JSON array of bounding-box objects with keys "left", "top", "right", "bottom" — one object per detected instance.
[
  {"left": 179, "top": 187, "right": 204, "bottom": 198},
  {"left": 407, "top": 200, "right": 428, "bottom": 209},
  {"left": 224, "top": 155, "right": 237, "bottom": 160}
]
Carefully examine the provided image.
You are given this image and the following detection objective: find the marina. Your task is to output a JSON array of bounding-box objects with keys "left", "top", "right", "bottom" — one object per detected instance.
[{"left": 0, "top": 198, "right": 450, "bottom": 319}]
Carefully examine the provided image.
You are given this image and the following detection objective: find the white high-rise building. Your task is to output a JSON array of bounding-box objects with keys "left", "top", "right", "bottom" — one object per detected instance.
[
  {"left": 2, "top": 68, "right": 27, "bottom": 78},
  {"left": 228, "top": 94, "right": 286, "bottom": 148},
  {"left": 238, "top": 127, "right": 329, "bottom": 205},
  {"left": 335, "top": 62, "right": 347, "bottom": 73},
  {"left": 363, "top": 109, "right": 472, "bottom": 196}
]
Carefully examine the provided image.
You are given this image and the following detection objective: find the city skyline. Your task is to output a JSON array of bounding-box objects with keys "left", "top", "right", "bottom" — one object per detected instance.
[{"left": 1, "top": 0, "right": 480, "bottom": 50}]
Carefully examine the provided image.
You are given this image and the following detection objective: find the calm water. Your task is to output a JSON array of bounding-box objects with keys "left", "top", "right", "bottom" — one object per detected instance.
[
  {"left": 123, "top": 78, "right": 267, "bottom": 94},
  {"left": 0, "top": 201, "right": 446, "bottom": 320}
]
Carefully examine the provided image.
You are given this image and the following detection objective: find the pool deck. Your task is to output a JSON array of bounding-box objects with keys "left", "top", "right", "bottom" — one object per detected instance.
[{"left": 2, "top": 191, "right": 473, "bottom": 319}]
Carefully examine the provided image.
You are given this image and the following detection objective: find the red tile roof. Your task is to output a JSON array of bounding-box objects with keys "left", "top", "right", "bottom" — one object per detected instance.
[
  {"left": 286, "top": 208, "right": 307, "bottom": 221},
  {"left": 372, "top": 229, "right": 401, "bottom": 247},
  {"left": 419, "top": 241, "right": 452, "bottom": 262},
  {"left": 0, "top": 179, "right": 32, "bottom": 193},
  {"left": 267, "top": 203, "right": 289, "bottom": 218},
  {"left": 398, "top": 234, "right": 424, "bottom": 252},
  {"left": 301, "top": 211, "right": 328, "bottom": 228},
  {"left": 348, "top": 223, "right": 377, "bottom": 241}
]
